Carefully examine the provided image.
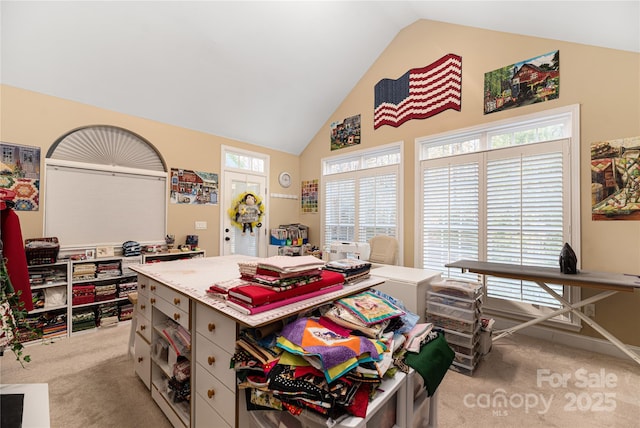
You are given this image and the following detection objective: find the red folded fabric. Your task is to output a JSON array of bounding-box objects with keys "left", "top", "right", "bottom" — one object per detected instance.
[{"left": 228, "top": 270, "right": 344, "bottom": 306}]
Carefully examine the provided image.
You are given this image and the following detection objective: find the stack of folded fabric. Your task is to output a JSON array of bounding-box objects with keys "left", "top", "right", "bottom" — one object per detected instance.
[
  {"left": 94, "top": 283, "right": 117, "bottom": 302},
  {"left": 73, "top": 263, "right": 96, "bottom": 281},
  {"left": 224, "top": 256, "right": 344, "bottom": 315},
  {"left": 119, "top": 303, "right": 134, "bottom": 321},
  {"left": 232, "top": 291, "right": 412, "bottom": 421},
  {"left": 72, "top": 309, "right": 96, "bottom": 332},
  {"left": 72, "top": 284, "right": 95, "bottom": 305},
  {"left": 96, "top": 261, "right": 121, "bottom": 279},
  {"left": 40, "top": 312, "right": 67, "bottom": 338},
  {"left": 122, "top": 241, "right": 141, "bottom": 257},
  {"left": 117, "top": 279, "right": 138, "bottom": 298},
  {"left": 323, "top": 258, "right": 372, "bottom": 284},
  {"left": 98, "top": 303, "right": 119, "bottom": 326}
]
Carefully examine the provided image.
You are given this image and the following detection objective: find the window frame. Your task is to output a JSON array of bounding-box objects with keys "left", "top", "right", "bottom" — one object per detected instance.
[
  {"left": 415, "top": 104, "right": 581, "bottom": 329},
  {"left": 321, "top": 142, "right": 403, "bottom": 259}
]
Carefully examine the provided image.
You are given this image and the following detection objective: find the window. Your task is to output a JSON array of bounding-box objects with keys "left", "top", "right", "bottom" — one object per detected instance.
[
  {"left": 225, "top": 151, "right": 265, "bottom": 173},
  {"left": 418, "top": 105, "right": 580, "bottom": 326},
  {"left": 322, "top": 143, "right": 402, "bottom": 251}
]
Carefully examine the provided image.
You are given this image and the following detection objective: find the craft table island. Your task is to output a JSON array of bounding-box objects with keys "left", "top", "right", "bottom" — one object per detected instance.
[{"left": 130, "top": 255, "right": 437, "bottom": 428}]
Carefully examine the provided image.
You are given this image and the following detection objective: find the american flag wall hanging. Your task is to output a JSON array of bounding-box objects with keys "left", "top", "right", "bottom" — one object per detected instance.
[{"left": 374, "top": 53, "right": 462, "bottom": 129}]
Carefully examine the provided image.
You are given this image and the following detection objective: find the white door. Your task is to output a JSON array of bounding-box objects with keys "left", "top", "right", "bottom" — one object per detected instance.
[{"left": 221, "top": 171, "right": 268, "bottom": 257}]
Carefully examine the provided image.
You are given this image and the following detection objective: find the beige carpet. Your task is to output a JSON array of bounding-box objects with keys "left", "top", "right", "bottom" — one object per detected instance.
[{"left": 1, "top": 324, "right": 639, "bottom": 428}]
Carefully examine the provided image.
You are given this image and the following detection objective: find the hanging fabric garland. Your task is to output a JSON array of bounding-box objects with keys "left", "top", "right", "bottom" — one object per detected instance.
[{"left": 228, "top": 192, "right": 265, "bottom": 236}]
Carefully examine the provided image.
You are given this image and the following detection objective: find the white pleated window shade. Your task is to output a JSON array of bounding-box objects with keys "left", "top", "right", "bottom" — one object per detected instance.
[
  {"left": 422, "top": 159, "right": 479, "bottom": 281},
  {"left": 486, "top": 145, "right": 566, "bottom": 307},
  {"left": 324, "top": 179, "right": 356, "bottom": 243},
  {"left": 45, "top": 125, "right": 167, "bottom": 247},
  {"left": 47, "top": 125, "right": 165, "bottom": 171},
  {"left": 358, "top": 172, "right": 398, "bottom": 241}
]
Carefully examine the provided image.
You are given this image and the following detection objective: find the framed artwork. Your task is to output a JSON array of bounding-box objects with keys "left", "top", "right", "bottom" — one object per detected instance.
[
  {"left": 591, "top": 136, "right": 640, "bottom": 220},
  {"left": 330, "top": 114, "right": 361, "bottom": 150},
  {"left": 484, "top": 50, "right": 559, "bottom": 115},
  {"left": 301, "top": 179, "right": 318, "bottom": 213},
  {"left": 85, "top": 249, "right": 95, "bottom": 259},
  {"left": 96, "top": 246, "right": 115, "bottom": 258}
]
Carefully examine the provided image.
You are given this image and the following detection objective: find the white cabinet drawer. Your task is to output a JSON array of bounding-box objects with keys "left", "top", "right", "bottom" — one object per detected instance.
[
  {"left": 195, "top": 394, "right": 232, "bottom": 428},
  {"left": 195, "top": 303, "right": 236, "bottom": 350},
  {"left": 195, "top": 363, "right": 236, "bottom": 427},
  {"left": 152, "top": 294, "right": 189, "bottom": 330},
  {"left": 150, "top": 280, "right": 189, "bottom": 313},
  {"left": 195, "top": 332, "right": 235, "bottom": 390},
  {"left": 137, "top": 276, "right": 150, "bottom": 297},
  {"left": 134, "top": 337, "right": 151, "bottom": 389},
  {"left": 137, "top": 293, "right": 152, "bottom": 321},
  {"left": 136, "top": 313, "right": 152, "bottom": 343}
]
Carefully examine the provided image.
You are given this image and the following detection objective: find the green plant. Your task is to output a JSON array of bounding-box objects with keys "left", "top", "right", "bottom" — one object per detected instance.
[{"left": 1, "top": 259, "right": 40, "bottom": 366}]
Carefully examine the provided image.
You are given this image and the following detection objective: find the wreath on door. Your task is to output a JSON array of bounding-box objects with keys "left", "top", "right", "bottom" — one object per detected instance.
[{"left": 228, "top": 192, "right": 265, "bottom": 235}]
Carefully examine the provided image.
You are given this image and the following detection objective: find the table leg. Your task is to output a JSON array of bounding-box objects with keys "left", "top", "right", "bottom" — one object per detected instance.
[
  {"left": 535, "top": 281, "right": 640, "bottom": 365},
  {"left": 493, "top": 289, "right": 617, "bottom": 341}
]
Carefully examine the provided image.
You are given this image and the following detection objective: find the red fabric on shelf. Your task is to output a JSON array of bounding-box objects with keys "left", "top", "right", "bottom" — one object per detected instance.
[{"left": 1, "top": 208, "right": 33, "bottom": 312}]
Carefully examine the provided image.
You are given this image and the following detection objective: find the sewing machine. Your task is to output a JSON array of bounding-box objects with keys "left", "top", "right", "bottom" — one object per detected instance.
[{"left": 328, "top": 241, "right": 370, "bottom": 261}]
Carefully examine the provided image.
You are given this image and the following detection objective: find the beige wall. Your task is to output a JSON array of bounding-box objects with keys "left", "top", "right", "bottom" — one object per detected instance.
[
  {"left": 0, "top": 84, "right": 300, "bottom": 257},
  {"left": 299, "top": 20, "right": 640, "bottom": 345}
]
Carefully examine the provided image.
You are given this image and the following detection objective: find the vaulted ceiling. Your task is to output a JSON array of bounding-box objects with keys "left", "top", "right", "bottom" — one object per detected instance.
[{"left": 2, "top": 1, "right": 638, "bottom": 154}]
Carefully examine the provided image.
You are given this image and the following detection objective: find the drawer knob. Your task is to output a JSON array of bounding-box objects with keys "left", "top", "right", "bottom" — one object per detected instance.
[
  {"left": 150, "top": 298, "right": 156, "bottom": 304},
  {"left": 208, "top": 356, "right": 216, "bottom": 365},
  {"left": 140, "top": 304, "right": 145, "bottom": 310},
  {"left": 174, "top": 297, "right": 180, "bottom": 305},
  {"left": 150, "top": 285, "right": 156, "bottom": 291},
  {"left": 140, "top": 324, "right": 146, "bottom": 331},
  {"left": 207, "top": 389, "right": 215, "bottom": 399},
  {"left": 137, "top": 357, "right": 143, "bottom": 363},
  {"left": 173, "top": 313, "right": 180, "bottom": 320},
  {"left": 208, "top": 323, "right": 216, "bottom": 332},
  {"left": 140, "top": 284, "right": 146, "bottom": 289}
]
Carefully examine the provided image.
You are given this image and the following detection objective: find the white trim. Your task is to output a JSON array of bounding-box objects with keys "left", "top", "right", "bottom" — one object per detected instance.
[{"left": 45, "top": 158, "right": 168, "bottom": 178}]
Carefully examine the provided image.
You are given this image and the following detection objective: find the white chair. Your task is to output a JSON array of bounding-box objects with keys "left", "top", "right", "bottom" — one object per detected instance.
[{"left": 368, "top": 235, "right": 399, "bottom": 265}]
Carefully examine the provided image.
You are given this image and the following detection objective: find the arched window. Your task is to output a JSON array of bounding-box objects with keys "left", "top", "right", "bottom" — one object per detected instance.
[{"left": 44, "top": 125, "right": 167, "bottom": 248}]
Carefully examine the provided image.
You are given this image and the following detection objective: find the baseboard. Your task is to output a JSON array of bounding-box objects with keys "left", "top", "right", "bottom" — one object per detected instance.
[{"left": 491, "top": 316, "right": 640, "bottom": 361}]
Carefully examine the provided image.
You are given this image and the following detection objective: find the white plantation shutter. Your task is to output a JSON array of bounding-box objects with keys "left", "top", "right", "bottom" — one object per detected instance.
[
  {"left": 324, "top": 179, "right": 356, "bottom": 243},
  {"left": 422, "top": 158, "right": 479, "bottom": 281},
  {"left": 418, "top": 104, "right": 579, "bottom": 324},
  {"left": 486, "top": 141, "right": 568, "bottom": 307},
  {"left": 322, "top": 144, "right": 401, "bottom": 248},
  {"left": 359, "top": 173, "right": 398, "bottom": 241}
]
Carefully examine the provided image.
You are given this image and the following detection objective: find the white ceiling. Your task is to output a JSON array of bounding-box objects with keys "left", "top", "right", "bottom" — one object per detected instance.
[{"left": 2, "top": 1, "right": 639, "bottom": 155}]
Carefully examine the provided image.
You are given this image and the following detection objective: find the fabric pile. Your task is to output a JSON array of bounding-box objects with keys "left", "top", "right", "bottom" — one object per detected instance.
[
  {"left": 118, "top": 303, "right": 134, "bottom": 321},
  {"left": 122, "top": 241, "right": 141, "bottom": 257},
  {"left": 97, "top": 303, "right": 119, "bottom": 326},
  {"left": 94, "top": 284, "right": 117, "bottom": 302},
  {"left": 72, "top": 309, "right": 96, "bottom": 332},
  {"left": 117, "top": 279, "right": 138, "bottom": 298},
  {"left": 72, "top": 263, "right": 96, "bottom": 281},
  {"left": 323, "top": 258, "right": 372, "bottom": 284},
  {"left": 72, "top": 284, "right": 95, "bottom": 305},
  {"left": 232, "top": 289, "right": 454, "bottom": 423},
  {"left": 95, "top": 261, "right": 121, "bottom": 279},
  {"left": 219, "top": 256, "right": 344, "bottom": 315}
]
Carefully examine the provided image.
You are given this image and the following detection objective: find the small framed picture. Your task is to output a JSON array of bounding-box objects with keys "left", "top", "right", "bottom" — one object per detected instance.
[
  {"left": 85, "top": 249, "right": 96, "bottom": 259},
  {"left": 96, "top": 246, "right": 115, "bottom": 258}
]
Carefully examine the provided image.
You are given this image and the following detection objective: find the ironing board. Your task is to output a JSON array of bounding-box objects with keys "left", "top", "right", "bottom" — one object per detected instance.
[{"left": 446, "top": 260, "right": 640, "bottom": 366}]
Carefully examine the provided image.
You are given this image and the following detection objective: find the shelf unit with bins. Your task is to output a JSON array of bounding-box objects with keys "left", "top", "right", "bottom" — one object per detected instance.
[
  {"left": 21, "top": 261, "right": 70, "bottom": 342},
  {"left": 70, "top": 257, "right": 137, "bottom": 334}
]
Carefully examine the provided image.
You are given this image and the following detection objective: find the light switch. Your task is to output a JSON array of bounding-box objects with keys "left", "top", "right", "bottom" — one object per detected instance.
[{"left": 195, "top": 221, "right": 207, "bottom": 230}]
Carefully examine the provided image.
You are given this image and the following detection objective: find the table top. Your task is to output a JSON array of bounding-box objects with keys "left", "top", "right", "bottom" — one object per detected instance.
[
  {"left": 446, "top": 260, "right": 640, "bottom": 293},
  {"left": 130, "top": 255, "right": 384, "bottom": 327}
]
